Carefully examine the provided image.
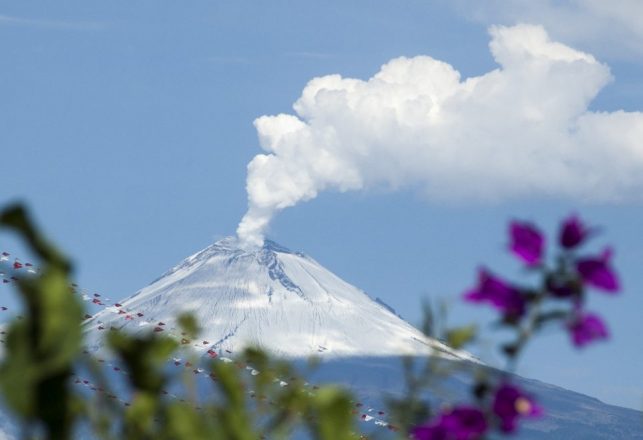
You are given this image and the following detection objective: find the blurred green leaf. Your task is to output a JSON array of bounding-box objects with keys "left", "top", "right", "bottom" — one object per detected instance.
[
  {"left": 108, "top": 332, "right": 178, "bottom": 394},
  {"left": 165, "top": 403, "right": 211, "bottom": 440},
  {"left": 308, "top": 387, "right": 356, "bottom": 440},
  {"left": 177, "top": 313, "right": 200, "bottom": 340},
  {"left": 210, "top": 361, "right": 256, "bottom": 440},
  {"left": 445, "top": 325, "right": 477, "bottom": 349},
  {"left": 125, "top": 393, "right": 157, "bottom": 436},
  {"left": 0, "top": 204, "right": 83, "bottom": 440}
]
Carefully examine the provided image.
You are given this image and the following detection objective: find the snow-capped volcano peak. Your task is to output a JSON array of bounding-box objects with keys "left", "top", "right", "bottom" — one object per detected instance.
[{"left": 87, "top": 237, "right": 469, "bottom": 359}]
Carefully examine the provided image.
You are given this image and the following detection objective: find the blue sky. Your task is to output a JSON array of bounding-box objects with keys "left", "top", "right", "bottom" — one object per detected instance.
[{"left": 1, "top": 1, "right": 642, "bottom": 410}]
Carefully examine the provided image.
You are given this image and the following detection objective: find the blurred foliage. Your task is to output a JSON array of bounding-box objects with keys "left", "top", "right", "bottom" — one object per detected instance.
[
  {"left": 0, "top": 203, "right": 360, "bottom": 440},
  {"left": 0, "top": 204, "right": 83, "bottom": 440}
]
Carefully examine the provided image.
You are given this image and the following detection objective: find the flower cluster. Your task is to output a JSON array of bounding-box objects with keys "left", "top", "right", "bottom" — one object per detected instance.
[
  {"left": 465, "top": 214, "right": 619, "bottom": 348},
  {"left": 411, "top": 214, "right": 619, "bottom": 440},
  {"left": 411, "top": 383, "right": 541, "bottom": 440}
]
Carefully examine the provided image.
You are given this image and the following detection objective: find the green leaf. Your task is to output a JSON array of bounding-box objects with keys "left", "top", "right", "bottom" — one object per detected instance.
[
  {"left": 308, "top": 387, "right": 356, "bottom": 440},
  {"left": 177, "top": 313, "right": 200, "bottom": 340},
  {"left": 165, "top": 403, "right": 212, "bottom": 440},
  {"left": 445, "top": 325, "right": 477, "bottom": 349},
  {"left": 125, "top": 392, "right": 157, "bottom": 434},
  {"left": 107, "top": 332, "right": 178, "bottom": 394},
  {"left": 0, "top": 204, "right": 83, "bottom": 440}
]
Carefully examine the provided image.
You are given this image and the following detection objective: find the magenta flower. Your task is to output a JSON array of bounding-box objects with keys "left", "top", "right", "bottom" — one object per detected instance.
[
  {"left": 559, "top": 215, "right": 590, "bottom": 249},
  {"left": 492, "top": 383, "right": 542, "bottom": 433},
  {"left": 509, "top": 221, "right": 544, "bottom": 266},
  {"left": 464, "top": 269, "right": 526, "bottom": 318},
  {"left": 411, "top": 424, "right": 449, "bottom": 440},
  {"left": 411, "top": 406, "right": 488, "bottom": 440},
  {"left": 576, "top": 248, "right": 620, "bottom": 292},
  {"left": 568, "top": 312, "right": 609, "bottom": 347}
]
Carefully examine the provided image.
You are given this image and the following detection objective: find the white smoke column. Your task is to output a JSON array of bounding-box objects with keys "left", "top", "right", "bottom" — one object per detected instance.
[{"left": 237, "top": 24, "right": 643, "bottom": 246}]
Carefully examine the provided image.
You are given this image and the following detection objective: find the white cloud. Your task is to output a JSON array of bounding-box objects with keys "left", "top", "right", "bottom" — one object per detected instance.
[
  {"left": 237, "top": 24, "right": 643, "bottom": 246},
  {"left": 453, "top": 0, "right": 643, "bottom": 60}
]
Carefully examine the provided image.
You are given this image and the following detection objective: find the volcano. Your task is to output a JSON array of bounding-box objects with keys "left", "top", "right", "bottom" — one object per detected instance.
[{"left": 85, "top": 237, "right": 470, "bottom": 360}]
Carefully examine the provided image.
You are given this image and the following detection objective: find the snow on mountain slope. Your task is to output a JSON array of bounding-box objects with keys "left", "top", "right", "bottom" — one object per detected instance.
[{"left": 85, "top": 237, "right": 470, "bottom": 360}]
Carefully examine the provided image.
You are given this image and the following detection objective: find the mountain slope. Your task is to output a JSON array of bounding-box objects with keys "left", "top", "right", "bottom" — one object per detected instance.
[{"left": 85, "top": 237, "right": 469, "bottom": 360}]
